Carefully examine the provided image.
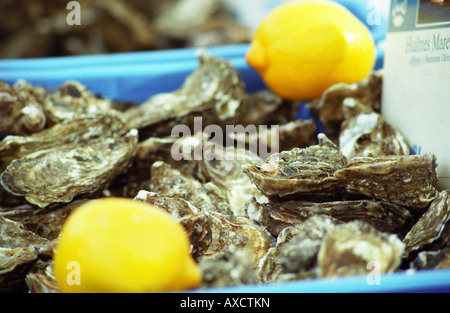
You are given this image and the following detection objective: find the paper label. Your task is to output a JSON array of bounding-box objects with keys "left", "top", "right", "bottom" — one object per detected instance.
[{"left": 382, "top": 0, "right": 450, "bottom": 189}]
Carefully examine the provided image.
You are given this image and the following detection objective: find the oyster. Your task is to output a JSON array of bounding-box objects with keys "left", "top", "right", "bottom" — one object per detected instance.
[
  {"left": 123, "top": 51, "right": 248, "bottom": 138},
  {"left": 247, "top": 197, "right": 415, "bottom": 238},
  {"left": 339, "top": 98, "right": 410, "bottom": 159},
  {"left": 230, "top": 119, "right": 316, "bottom": 157},
  {"left": 258, "top": 215, "right": 340, "bottom": 283},
  {"left": 410, "top": 246, "right": 450, "bottom": 270},
  {"left": 1, "top": 129, "right": 138, "bottom": 208},
  {"left": 403, "top": 190, "right": 450, "bottom": 257},
  {"left": 243, "top": 134, "right": 347, "bottom": 199},
  {"left": 0, "top": 80, "right": 46, "bottom": 136},
  {"left": 239, "top": 90, "right": 301, "bottom": 127},
  {"left": 198, "top": 244, "right": 258, "bottom": 289},
  {"left": 145, "top": 161, "right": 273, "bottom": 266},
  {"left": 143, "top": 134, "right": 265, "bottom": 216},
  {"left": 25, "top": 262, "right": 60, "bottom": 293},
  {"left": 317, "top": 221, "right": 405, "bottom": 278},
  {"left": 204, "top": 211, "right": 274, "bottom": 268},
  {"left": 134, "top": 190, "right": 212, "bottom": 259},
  {"left": 0, "top": 216, "right": 52, "bottom": 293},
  {"left": 308, "top": 71, "right": 382, "bottom": 139},
  {"left": 0, "top": 114, "right": 125, "bottom": 173},
  {"left": 196, "top": 142, "right": 266, "bottom": 216},
  {"left": 43, "top": 81, "right": 116, "bottom": 125},
  {"left": 149, "top": 160, "right": 233, "bottom": 216},
  {"left": 335, "top": 154, "right": 440, "bottom": 212},
  {"left": 1, "top": 200, "right": 86, "bottom": 241}
]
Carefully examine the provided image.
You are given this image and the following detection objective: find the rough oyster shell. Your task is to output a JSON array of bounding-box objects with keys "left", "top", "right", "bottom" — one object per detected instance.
[
  {"left": 317, "top": 221, "right": 405, "bottom": 278},
  {"left": 124, "top": 51, "right": 248, "bottom": 138},
  {"left": 335, "top": 154, "right": 440, "bottom": 212},
  {"left": 198, "top": 244, "right": 258, "bottom": 289},
  {"left": 403, "top": 190, "right": 450, "bottom": 257},
  {"left": 246, "top": 197, "right": 415, "bottom": 238},
  {"left": 203, "top": 211, "right": 274, "bottom": 268},
  {"left": 258, "top": 215, "right": 340, "bottom": 283},
  {"left": 0, "top": 80, "right": 46, "bottom": 136},
  {"left": 0, "top": 114, "right": 125, "bottom": 173},
  {"left": 308, "top": 71, "right": 382, "bottom": 139},
  {"left": 149, "top": 160, "right": 233, "bottom": 216},
  {"left": 230, "top": 119, "right": 316, "bottom": 157},
  {"left": 1, "top": 129, "right": 138, "bottom": 208},
  {"left": 134, "top": 190, "right": 212, "bottom": 259},
  {"left": 144, "top": 162, "right": 274, "bottom": 266},
  {"left": 43, "top": 81, "right": 116, "bottom": 125},
  {"left": 25, "top": 262, "right": 60, "bottom": 293},
  {"left": 339, "top": 98, "right": 410, "bottom": 159},
  {"left": 0, "top": 216, "right": 52, "bottom": 293},
  {"left": 243, "top": 134, "right": 347, "bottom": 199},
  {"left": 143, "top": 133, "right": 265, "bottom": 216},
  {"left": 410, "top": 246, "right": 450, "bottom": 270}
]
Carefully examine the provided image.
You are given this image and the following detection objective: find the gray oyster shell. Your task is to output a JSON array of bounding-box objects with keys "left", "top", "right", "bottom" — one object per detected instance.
[
  {"left": 123, "top": 51, "right": 248, "bottom": 138},
  {"left": 0, "top": 80, "right": 46, "bottom": 136},
  {"left": 339, "top": 97, "right": 410, "bottom": 159},
  {"left": 230, "top": 119, "right": 316, "bottom": 157},
  {"left": 317, "top": 221, "right": 405, "bottom": 278},
  {"left": 198, "top": 244, "right": 258, "bottom": 289},
  {"left": 246, "top": 197, "right": 415, "bottom": 238},
  {"left": 335, "top": 154, "right": 440, "bottom": 212},
  {"left": 403, "top": 190, "right": 450, "bottom": 257},
  {"left": 243, "top": 134, "right": 347, "bottom": 199},
  {"left": 1, "top": 129, "right": 138, "bottom": 208},
  {"left": 258, "top": 215, "right": 340, "bottom": 283},
  {"left": 43, "top": 81, "right": 116, "bottom": 125},
  {"left": 134, "top": 190, "right": 212, "bottom": 260},
  {"left": 0, "top": 114, "right": 125, "bottom": 173},
  {"left": 308, "top": 71, "right": 382, "bottom": 139},
  {"left": 0, "top": 216, "right": 52, "bottom": 292}
]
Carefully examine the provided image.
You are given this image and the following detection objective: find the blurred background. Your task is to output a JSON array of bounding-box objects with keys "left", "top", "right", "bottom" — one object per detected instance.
[{"left": 0, "top": 0, "right": 390, "bottom": 59}]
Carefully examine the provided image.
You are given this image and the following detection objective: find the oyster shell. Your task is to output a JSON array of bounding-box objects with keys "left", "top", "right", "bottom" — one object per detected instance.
[
  {"left": 198, "top": 244, "right": 258, "bottom": 289},
  {"left": 149, "top": 160, "right": 233, "bottom": 216},
  {"left": 203, "top": 211, "right": 274, "bottom": 268},
  {"left": 25, "top": 262, "right": 60, "bottom": 293},
  {"left": 145, "top": 162, "right": 273, "bottom": 266},
  {"left": 403, "top": 190, "right": 450, "bottom": 257},
  {"left": 1, "top": 200, "right": 86, "bottom": 241},
  {"left": 258, "top": 215, "right": 340, "bottom": 283},
  {"left": 410, "top": 246, "right": 450, "bottom": 270},
  {"left": 123, "top": 51, "right": 248, "bottom": 139},
  {"left": 0, "top": 114, "right": 125, "bottom": 173},
  {"left": 230, "top": 119, "right": 316, "bottom": 158},
  {"left": 335, "top": 154, "right": 440, "bottom": 212},
  {"left": 1, "top": 129, "right": 138, "bottom": 208},
  {"left": 317, "top": 221, "right": 405, "bottom": 278},
  {"left": 134, "top": 190, "right": 212, "bottom": 259},
  {"left": 43, "top": 81, "right": 116, "bottom": 125},
  {"left": 308, "top": 71, "right": 382, "bottom": 139},
  {"left": 339, "top": 98, "right": 410, "bottom": 159},
  {"left": 246, "top": 197, "right": 415, "bottom": 238},
  {"left": 0, "top": 216, "right": 52, "bottom": 293},
  {"left": 143, "top": 134, "right": 265, "bottom": 216},
  {"left": 0, "top": 80, "right": 46, "bottom": 136},
  {"left": 243, "top": 134, "right": 347, "bottom": 199}
]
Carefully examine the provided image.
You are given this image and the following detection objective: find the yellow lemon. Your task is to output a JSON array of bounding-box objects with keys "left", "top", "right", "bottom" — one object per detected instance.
[
  {"left": 246, "top": 0, "right": 376, "bottom": 100},
  {"left": 53, "top": 197, "right": 201, "bottom": 293}
]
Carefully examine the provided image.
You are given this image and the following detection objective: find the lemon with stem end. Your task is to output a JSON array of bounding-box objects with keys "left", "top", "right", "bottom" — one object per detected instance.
[
  {"left": 246, "top": 0, "right": 376, "bottom": 100},
  {"left": 53, "top": 197, "right": 201, "bottom": 293}
]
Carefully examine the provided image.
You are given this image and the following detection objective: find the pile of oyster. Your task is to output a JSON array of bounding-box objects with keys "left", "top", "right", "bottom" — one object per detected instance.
[
  {"left": 0, "top": 52, "right": 448, "bottom": 293},
  {"left": 0, "top": 0, "right": 250, "bottom": 59}
]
